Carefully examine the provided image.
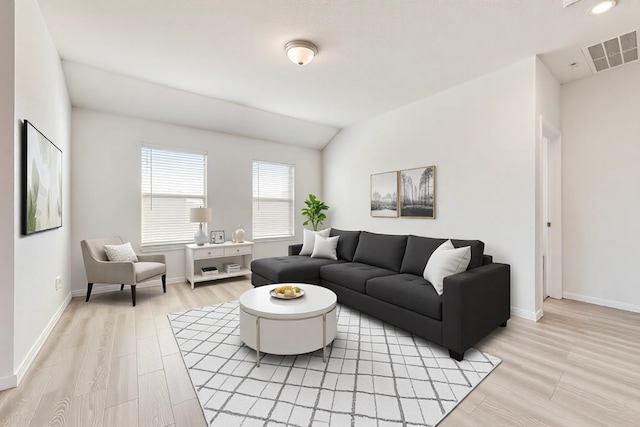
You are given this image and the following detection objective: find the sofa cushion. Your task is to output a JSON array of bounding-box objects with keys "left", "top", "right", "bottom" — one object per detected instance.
[
  {"left": 451, "top": 239, "right": 485, "bottom": 269},
  {"left": 400, "top": 236, "right": 445, "bottom": 276},
  {"left": 251, "top": 256, "right": 341, "bottom": 283},
  {"left": 329, "top": 228, "right": 361, "bottom": 262},
  {"left": 400, "top": 235, "right": 485, "bottom": 275},
  {"left": 423, "top": 241, "right": 471, "bottom": 295},
  {"left": 366, "top": 274, "right": 443, "bottom": 320},
  {"left": 352, "top": 231, "right": 407, "bottom": 272},
  {"left": 320, "top": 262, "right": 396, "bottom": 294},
  {"left": 311, "top": 235, "right": 339, "bottom": 260},
  {"left": 299, "top": 228, "right": 330, "bottom": 256}
]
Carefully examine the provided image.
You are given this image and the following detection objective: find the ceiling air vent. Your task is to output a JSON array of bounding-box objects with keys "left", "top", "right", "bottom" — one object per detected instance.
[{"left": 583, "top": 30, "right": 639, "bottom": 73}]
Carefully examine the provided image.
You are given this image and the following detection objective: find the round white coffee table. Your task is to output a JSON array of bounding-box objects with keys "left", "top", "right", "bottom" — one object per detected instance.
[{"left": 239, "top": 283, "right": 337, "bottom": 367}]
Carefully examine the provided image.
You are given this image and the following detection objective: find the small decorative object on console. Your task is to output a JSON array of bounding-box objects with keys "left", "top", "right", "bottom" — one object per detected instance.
[
  {"left": 201, "top": 266, "right": 219, "bottom": 276},
  {"left": 210, "top": 230, "right": 225, "bottom": 244},
  {"left": 224, "top": 263, "right": 241, "bottom": 273},
  {"left": 235, "top": 225, "right": 245, "bottom": 243}
]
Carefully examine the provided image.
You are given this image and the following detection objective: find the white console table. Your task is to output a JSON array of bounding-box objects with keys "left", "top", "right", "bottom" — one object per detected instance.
[{"left": 185, "top": 241, "right": 254, "bottom": 289}]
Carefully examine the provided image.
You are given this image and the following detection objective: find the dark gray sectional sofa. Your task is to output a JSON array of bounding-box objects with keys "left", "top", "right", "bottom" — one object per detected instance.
[{"left": 251, "top": 229, "right": 510, "bottom": 360}]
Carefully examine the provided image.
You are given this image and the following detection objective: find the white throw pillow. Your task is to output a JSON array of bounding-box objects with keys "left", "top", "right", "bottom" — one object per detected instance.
[
  {"left": 423, "top": 240, "right": 471, "bottom": 295},
  {"left": 104, "top": 242, "right": 138, "bottom": 262},
  {"left": 311, "top": 235, "right": 339, "bottom": 260},
  {"left": 299, "top": 228, "right": 330, "bottom": 256}
]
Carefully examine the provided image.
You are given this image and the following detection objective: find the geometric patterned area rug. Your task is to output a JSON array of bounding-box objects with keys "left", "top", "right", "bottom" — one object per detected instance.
[{"left": 168, "top": 301, "right": 501, "bottom": 427}]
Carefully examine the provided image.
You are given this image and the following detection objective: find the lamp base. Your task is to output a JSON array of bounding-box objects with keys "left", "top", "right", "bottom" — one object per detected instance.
[{"left": 194, "top": 223, "right": 208, "bottom": 246}]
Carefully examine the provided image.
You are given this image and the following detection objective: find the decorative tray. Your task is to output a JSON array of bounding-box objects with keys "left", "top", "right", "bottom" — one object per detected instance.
[{"left": 270, "top": 288, "right": 305, "bottom": 299}]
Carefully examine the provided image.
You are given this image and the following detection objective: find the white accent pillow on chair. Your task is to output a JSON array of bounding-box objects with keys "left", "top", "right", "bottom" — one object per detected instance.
[
  {"left": 423, "top": 240, "right": 471, "bottom": 295},
  {"left": 299, "top": 228, "right": 330, "bottom": 256},
  {"left": 104, "top": 242, "right": 139, "bottom": 262}
]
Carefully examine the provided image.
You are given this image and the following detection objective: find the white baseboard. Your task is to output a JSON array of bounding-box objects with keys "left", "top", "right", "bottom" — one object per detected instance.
[
  {"left": 0, "top": 374, "right": 17, "bottom": 391},
  {"left": 70, "top": 276, "right": 185, "bottom": 298},
  {"left": 15, "top": 292, "right": 72, "bottom": 386},
  {"left": 510, "top": 307, "right": 541, "bottom": 321},
  {"left": 563, "top": 292, "right": 640, "bottom": 314}
]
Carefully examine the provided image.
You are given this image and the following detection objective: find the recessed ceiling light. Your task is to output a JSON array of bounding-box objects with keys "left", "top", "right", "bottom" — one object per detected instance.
[{"left": 589, "top": 0, "right": 617, "bottom": 15}]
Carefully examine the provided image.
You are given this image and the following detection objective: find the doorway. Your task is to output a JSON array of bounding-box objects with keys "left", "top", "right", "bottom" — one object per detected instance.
[{"left": 541, "top": 119, "right": 562, "bottom": 301}]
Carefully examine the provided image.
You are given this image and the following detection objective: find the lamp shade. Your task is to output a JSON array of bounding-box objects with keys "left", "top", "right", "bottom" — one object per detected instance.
[
  {"left": 285, "top": 41, "right": 318, "bottom": 65},
  {"left": 190, "top": 207, "right": 212, "bottom": 223}
]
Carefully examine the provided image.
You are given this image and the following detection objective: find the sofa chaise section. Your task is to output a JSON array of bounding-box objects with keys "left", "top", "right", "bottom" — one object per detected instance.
[{"left": 250, "top": 255, "right": 341, "bottom": 286}]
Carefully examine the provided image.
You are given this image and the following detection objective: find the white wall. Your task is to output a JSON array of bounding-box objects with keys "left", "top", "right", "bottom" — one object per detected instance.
[
  {"left": 12, "top": 0, "right": 72, "bottom": 380},
  {"left": 323, "top": 57, "right": 540, "bottom": 319},
  {"left": 70, "top": 109, "right": 322, "bottom": 293},
  {"left": 0, "top": 0, "right": 16, "bottom": 390},
  {"left": 562, "top": 61, "right": 640, "bottom": 312}
]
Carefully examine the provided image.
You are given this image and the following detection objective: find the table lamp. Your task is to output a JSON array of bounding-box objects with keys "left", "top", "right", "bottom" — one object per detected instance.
[{"left": 190, "top": 207, "right": 212, "bottom": 246}]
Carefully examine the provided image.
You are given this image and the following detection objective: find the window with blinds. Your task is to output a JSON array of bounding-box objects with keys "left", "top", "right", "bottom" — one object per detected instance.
[
  {"left": 252, "top": 160, "right": 295, "bottom": 239},
  {"left": 141, "top": 145, "right": 207, "bottom": 246}
]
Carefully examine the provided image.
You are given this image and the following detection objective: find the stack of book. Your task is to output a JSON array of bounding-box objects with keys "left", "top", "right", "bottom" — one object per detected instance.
[
  {"left": 224, "top": 263, "right": 241, "bottom": 273},
  {"left": 201, "top": 266, "right": 219, "bottom": 276}
]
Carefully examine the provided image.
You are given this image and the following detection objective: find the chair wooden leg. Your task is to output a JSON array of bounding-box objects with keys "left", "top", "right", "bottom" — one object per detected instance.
[
  {"left": 86, "top": 283, "right": 93, "bottom": 302},
  {"left": 131, "top": 285, "right": 136, "bottom": 307},
  {"left": 120, "top": 284, "right": 125, "bottom": 291},
  {"left": 162, "top": 274, "right": 166, "bottom": 293}
]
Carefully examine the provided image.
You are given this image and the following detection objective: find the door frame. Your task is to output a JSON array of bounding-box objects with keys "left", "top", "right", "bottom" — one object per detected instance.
[{"left": 540, "top": 117, "right": 563, "bottom": 302}]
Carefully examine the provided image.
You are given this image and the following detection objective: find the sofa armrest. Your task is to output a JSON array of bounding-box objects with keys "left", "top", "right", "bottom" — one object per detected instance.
[
  {"left": 289, "top": 244, "right": 303, "bottom": 256},
  {"left": 138, "top": 253, "right": 166, "bottom": 264},
  {"left": 442, "top": 263, "right": 510, "bottom": 355}
]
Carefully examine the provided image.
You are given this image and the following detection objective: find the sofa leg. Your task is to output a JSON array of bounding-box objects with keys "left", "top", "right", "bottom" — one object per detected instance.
[
  {"left": 449, "top": 350, "right": 464, "bottom": 361},
  {"left": 120, "top": 284, "right": 125, "bottom": 291},
  {"left": 131, "top": 286, "right": 136, "bottom": 307},
  {"left": 162, "top": 274, "right": 166, "bottom": 293},
  {"left": 501, "top": 320, "right": 508, "bottom": 327},
  {"left": 86, "top": 283, "right": 93, "bottom": 302}
]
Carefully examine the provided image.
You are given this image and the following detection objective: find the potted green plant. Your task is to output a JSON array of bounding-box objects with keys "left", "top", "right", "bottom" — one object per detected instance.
[{"left": 301, "top": 194, "right": 329, "bottom": 231}]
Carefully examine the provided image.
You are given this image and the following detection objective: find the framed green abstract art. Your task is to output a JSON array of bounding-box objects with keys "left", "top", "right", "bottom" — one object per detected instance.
[{"left": 23, "top": 120, "right": 62, "bottom": 235}]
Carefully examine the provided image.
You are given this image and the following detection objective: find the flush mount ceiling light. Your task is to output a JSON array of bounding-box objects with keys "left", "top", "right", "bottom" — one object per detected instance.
[
  {"left": 589, "top": 0, "right": 617, "bottom": 15},
  {"left": 285, "top": 40, "right": 318, "bottom": 65}
]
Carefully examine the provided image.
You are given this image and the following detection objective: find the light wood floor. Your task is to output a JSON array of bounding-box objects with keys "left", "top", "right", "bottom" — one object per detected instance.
[{"left": 0, "top": 279, "right": 639, "bottom": 427}]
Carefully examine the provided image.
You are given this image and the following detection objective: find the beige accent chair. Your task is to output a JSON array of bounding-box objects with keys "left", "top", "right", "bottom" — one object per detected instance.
[{"left": 80, "top": 237, "right": 166, "bottom": 306}]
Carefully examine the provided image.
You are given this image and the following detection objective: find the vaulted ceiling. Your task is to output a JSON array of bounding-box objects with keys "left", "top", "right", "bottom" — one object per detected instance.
[{"left": 38, "top": 0, "right": 640, "bottom": 148}]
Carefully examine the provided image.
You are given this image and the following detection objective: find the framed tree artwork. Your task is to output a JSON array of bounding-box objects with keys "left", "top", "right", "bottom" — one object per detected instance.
[
  {"left": 370, "top": 171, "right": 398, "bottom": 217},
  {"left": 399, "top": 166, "right": 435, "bottom": 219},
  {"left": 23, "top": 120, "right": 63, "bottom": 235}
]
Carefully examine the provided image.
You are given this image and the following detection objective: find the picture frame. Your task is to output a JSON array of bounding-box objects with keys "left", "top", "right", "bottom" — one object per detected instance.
[
  {"left": 399, "top": 165, "right": 435, "bottom": 219},
  {"left": 370, "top": 171, "right": 398, "bottom": 217},
  {"left": 22, "top": 120, "right": 63, "bottom": 235},
  {"left": 210, "top": 230, "right": 225, "bottom": 244}
]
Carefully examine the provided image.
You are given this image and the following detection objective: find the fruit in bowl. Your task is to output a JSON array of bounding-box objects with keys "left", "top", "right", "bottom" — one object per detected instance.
[{"left": 273, "top": 285, "right": 301, "bottom": 297}]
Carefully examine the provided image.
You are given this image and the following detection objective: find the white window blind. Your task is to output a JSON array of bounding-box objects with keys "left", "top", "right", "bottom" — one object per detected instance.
[
  {"left": 252, "top": 160, "right": 294, "bottom": 239},
  {"left": 141, "top": 145, "right": 206, "bottom": 246}
]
